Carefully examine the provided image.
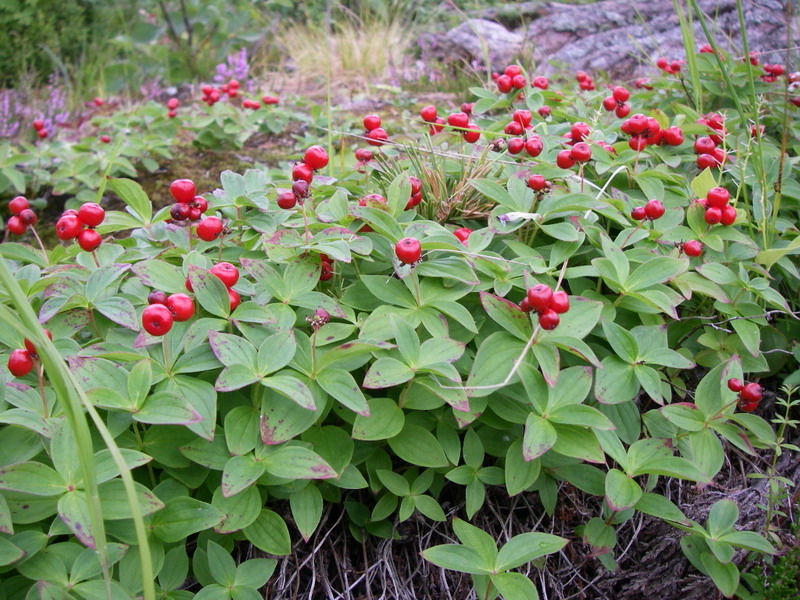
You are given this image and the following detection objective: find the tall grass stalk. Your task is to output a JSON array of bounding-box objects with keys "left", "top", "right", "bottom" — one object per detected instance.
[
  {"left": 688, "top": 0, "right": 768, "bottom": 247},
  {"left": 0, "top": 253, "right": 156, "bottom": 600},
  {"left": 673, "top": 0, "right": 703, "bottom": 111}
]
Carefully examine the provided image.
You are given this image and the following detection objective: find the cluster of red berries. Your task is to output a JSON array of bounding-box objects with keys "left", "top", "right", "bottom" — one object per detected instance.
[
  {"left": 575, "top": 70, "right": 596, "bottom": 91},
  {"left": 142, "top": 292, "right": 194, "bottom": 337},
  {"left": 443, "top": 111, "right": 480, "bottom": 143},
  {"left": 520, "top": 284, "right": 569, "bottom": 330},
  {"left": 762, "top": 63, "right": 785, "bottom": 83},
  {"left": 555, "top": 122, "right": 593, "bottom": 168},
  {"left": 693, "top": 113, "right": 727, "bottom": 169},
  {"left": 697, "top": 186, "right": 737, "bottom": 226},
  {"left": 6, "top": 330, "right": 51, "bottom": 377},
  {"left": 32, "top": 119, "right": 48, "bottom": 139},
  {"left": 620, "top": 114, "right": 683, "bottom": 150},
  {"left": 6, "top": 196, "right": 38, "bottom": 235},
  {"left": 201, "top": 79, "right": 240, "bottom": 106},
  {"left": 55, "top": 202, "right": 105, "bottom": 251},
  {"left": 395, "top": 237, "right": 422, "bottom": 265},
  {"left": 526, "top": 174, "right": 553, "bottom": 193},
  {"left": 354, "top": 147, "right": 374, "bottom": 169},
  {"left": 242, "top": 99, "right": 260, "bottom": 110},
  {"left": 320, "top": 254, "right": 334, "bottom": 281},
  {"left": 166, "top": 97, "right": 179, "bottom": 118},
  {"left": 505, "top": 110, "right": 543, "bottom": 157},
  {"left": 493, "top": 65, "right": 528, "bottom": 93},
  {"left": 656, "top": 57, "right": 682, "bottom": 74},
  {"left": 279, "top": 145, "right": 329, "bottom": 209},
  {"left": 680, "top": 240, "right": 703, "bottom": 257},
  {"left": 169, "top": 179, "right": 209, "bottom": 224},
  {"left": 362, "top": 114, "right": 388, "bottom": 146},
  {"left": 634, "top": 78, "right": 654, "bottom": 90},
  {"left": 601, "top": 86, "right": 631, "bottom": 118},
  {"left": 631, "top": 198, "right": 665, "bottom": 221},
  {"left": 420, "top": 105, "right": 446, "bottom": 134},
  {"left": 727, "top": 378, "right": 763, "bottom": 412}
]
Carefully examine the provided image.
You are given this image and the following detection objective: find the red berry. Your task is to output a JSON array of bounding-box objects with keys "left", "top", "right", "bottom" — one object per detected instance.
[
  {"left": 365, "top": 128, "right": 388, "bottom": 146},
  {"left": 19, "top": 209, "right": 37, "bottom": 226},
  {"left": 409, "top": 176, "right": 422, "bottom": 196},
  {"left": 93, "top": 97, "right": 104, "bottom": 107},
  {"left": 550, "top": 290, "right": 570, "bottom": 314},
  {"left": 461, "top": 103, "right": 474, "bottom": 115},
  {"left": 292, "top": 180, "right": 310, "bottom": 199},
  {"left": 694, "top": 136, "right": 716, "bottom": 154},
  {"left": 170, "top": 203, "right": 190, "bottom": 221},
  {"left": 275, "top": 191, "right": 296, "bottom": 209},
  {"left": 78, "top": 202, "right": 105, "bottom": 227},
  {"left": 505, "top": 65, "right": 522, "bottom": 78},
  {"left": 32, "top": 120, "right": 45, "bottom": 131},
  {"left": 100, "top": 135, "right": 111, "bottom": 144},
  {"left": 167, "top": 98, "right": 179, "bottom": 109},
  {"left": 56, "top": 214, "right": 82, "bottom": 240},
  {"left": 23, "top": 329, "right": 52, "bottom": 354},
  {"left": 420, "top": 105, "right": 437, "bottom": 123},
  {"left": 696, "top": 153, "right": 717, "bottom": 169},
  {"left": 304, "top": 145, "right": 329, "bottom": 170},
  {"left": 292, "top": 162, "right": 314, "bottom": 183},
  {"left": 142, "top": 304, "right": 173, "bottom": 336},
  {"left": 359, "top": 193, "right": 387, "bottom": 207},
  {"left": 512, "top": 75, "right": 527, "bottom": 89},
  {"left": 496, "top": 75, "right": 512, "bottom": 93},
  {"left": 662, "top": 126, "right": 684, "bottom": 146},
  {"left": 453, "top": 227, "right": 472, "bottom": 244},
  {"left": 148, "top": 290, "right": 168, "bottom": 305},
  {"left": 570, "top": 122, "right": 590, "bottom": 141},
  {"left": 537, "top": 106, "right": 551, "bottom": 118},
  {"left": 644, "top": 199, "right": 665, "bottom": 220},
  {"left": 395, "top": 237, "right": 422, "bottom": 264},
  {"left": 539, "top": 309, "right": 560, "bottom": 330},
  {"left": 740, "top": 382, "right": 762, "bottom": 403},
  {"left": 507, "top": 138, "right": 525, "bottom": 154},
  {"left": 463, "top": 123, "right": 480, "bottom": 143},
  {"left": 363, "top": 114, "right": 381, "bottom": 132},
  {"left": 166, "top": 293, "right": 194, "bottom": 322},
  {"left": 448, "top": 112, "right": 469, "bottom": 129},
  {"left": 7, "top": 349, "right": 34, "bottom": 377},
  {"left": 504, "top": 121, "right": 524, "bottom": 136},
  {"left": 512, "top": 109, "right": 532, "bottom": 127},
  {"left": 738, "top": 398, "right": 759, "bottom": 412},
  {"left": 727, "top": 378, "right": 744, "bottom": 392},
  {"left": 706, "top": 187, "right": 730, "bottom": 208},
  {"left": 77, "top": 229, "right": 102, "bottom": 252},
  {"left": 210, "top": 262, "right": 239, "bottom": 288},
  {"left": 197, "top": 216, "right": 224, "bottom": 242},
  {"left": 519, "top": 297, "right": 532, "bottom": 312},
  {"left": 320, "top": 262, "right": 333, "bottom": 281},
  {"left": 626, "top": 114, "right": 648, "bottom": 135},
  {"left": 192, "top": 196, "right": 208, "bottom": 213},
  {"left": 9, "top": 196, "right": 29, "bottom": 214},
  {"left": 720, "top": 205, "right": 737, "bottom": 226},
  {"left": 683, "top": 240, "right": 703, "bottom": 257},
  {"left": 570, "top": 142, "right": 592, "bottom": 162},
  {"left": 705, "top": 207, "right": 722, "bottom": 225},
  {"left": 170, "top": 179, "right": 196, "bottom": 203},
  {"left": 527, "top": 174, "right": 546, "bottom": 191},
  {"left": 527, "top": 284, "right": 553, "bottom": 312},
  {"left": 429, "top": 117, "right": 446, "bottom": 134},
  {"left": 612, "top": 86, "right": 630, "bottom": 102},
  {"left": 228, "top": 288, "right": 241, "bottom": 311},
  {"left": 188, "top": 207, "right": 202, "bottom": 221},
  {"left": 631, "top": 206, "right": 647, "bottom": 220},
  {"left": 656, "top": 57, "right": 668, "bottom": 69},
  {"left": 37, "top": 129, "right": 48, "bottom": 139},
  {"left": 556, "top": 149, "right": 576, "bottom": 169},
  {"left": 602, "top": 96, "right": 617, "bottom": 111},
  {"left": 532, "top": 76, "right": 548, "bottom": 89}
]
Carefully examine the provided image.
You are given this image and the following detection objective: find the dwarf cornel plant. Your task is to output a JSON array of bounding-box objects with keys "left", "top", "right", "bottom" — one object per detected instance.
[{"left": 0, "top": 40, "right": 798, "bottom": 600}]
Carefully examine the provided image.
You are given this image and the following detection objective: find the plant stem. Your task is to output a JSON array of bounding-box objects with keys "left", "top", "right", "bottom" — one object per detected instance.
[
  {"left": 29, "top": 226, "right": 49, "bottom": 265},
  {"left": 37, "top": 361, "right": 48, "bottom": 418},
  {"left": 162, "top": 336, "right": 171, "bottom": 376},
  {"left": 91, "top": 250, "right": 100, "bottom": 268}
]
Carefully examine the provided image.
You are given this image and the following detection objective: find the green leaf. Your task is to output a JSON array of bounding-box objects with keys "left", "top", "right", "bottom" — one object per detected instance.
[
  {"left": 94, "top": 296, "right": 138, "bottom": 330},
  {"left": 690, "top": 168, "right": 717, "bottom": 199},
  {"left": 98, "top": 479, "right": 164, "bottom": 520},
  {"left": 604, "top": 468, "right": 643, "bottom": 511},
  {"left": 135, "top": 391, "right": 202, "bottom": 425},
  {"left": 261, "top": 375, "right": 315, "bottom": 411},
  {"left": 0, "top": 536, "right": 24, "bottom": 566},
  {"left": 707, "top": 499, "right": 738, "bottom": 538},
  {"left": 700, "top": 552, "right": 739, "bottom": 597},
  {"left": 0, "top": 462, "right": 66, "bottom": 496},
  {"left": 362, "top": 357, "right": 414, "bottom": 389},
  {"left": 491, "top": 572, "right": 539, "bottom": 600},
  {"left": 718, "top": 530, "right": 776, "bottom": 554},
  {"left": 352, "top": 397, "right": 405, "bottom": 440},
  {"left": 212, "top": 486, "right": 261, "bottom": 534},
  {"left": 188, "top": 265, "right": 231, "bottom": 318},
  {"left": 594, "top": 356, "right": 639, "bottom": 404},
  {"left": 57, "top": 491, "right": 95, "bottom": 548},
  {"left": 152, "top": 496, "right": 224, "bottom": 543},
  {"left": 466, "top": 332, "right": 526, "bottom": 398},
  {"left": 317, "top": 368, "right": 369, "bottom": 415},
  {"left": 634, "top": 492, "right": 688, "bottom": 523},
  {"left": 388, "top": 424, "right": 449, "bottom": 468},
  {"left": 257, "top": 330, "right": 297, "bottom": 374},
  {"left": 495, "top": 532, "right": 568, "bottom": 571},
  {"left": 505, "top": 440, "right": 540, "bottom": 496},
  {"left": 234, "top": 558, "right": 277, "bottom": 588},
  {"left": 625, "top": 257, "right": 687, "bottom": 292},
  {"left": 421, "top": 544, "right": 491, "bottom": 574},
  {"left": 108, "top": 178, "right": 152, "bottom": 223},
  {"left": 264, "top": 446, "right": 337, "bottom": 480},
  {"left": 522, "top": 414, "right": 557, "bottom": 461},
  {"left": 208, "top": 331, "right": 257, "bottom": 368},
  {"left": 289, "top": 484, "right": 323, "bottom": 542},
  {"left": 452, "top": 518, "right": 498, "bottom": 565},
  {"left": 602, "top": 321, "right": 638, "bottom": 363},
  {"left": 132, "top": 260, "right": 186, "bottom": 294},
  {"left": 206, "top": 540, "right": 237, "bottom": 586},
  {"left": 221, "top": 455, "right": 266, "bottom": 497},
  {"left": 377, "top": 469, "right": 411, "bottom": 496},
  {"left": 243, "top": 509, "right": 291, "bottom": 555}
]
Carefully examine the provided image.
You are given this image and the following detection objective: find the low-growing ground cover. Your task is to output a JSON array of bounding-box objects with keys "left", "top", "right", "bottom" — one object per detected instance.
[{"left": 1, "top": 18, "right": 799, "bottom": 600}]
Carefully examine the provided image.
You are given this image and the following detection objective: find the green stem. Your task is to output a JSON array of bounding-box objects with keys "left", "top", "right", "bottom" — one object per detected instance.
[{"left": 37, "top": 360, "right": 48, "bottom": 419}]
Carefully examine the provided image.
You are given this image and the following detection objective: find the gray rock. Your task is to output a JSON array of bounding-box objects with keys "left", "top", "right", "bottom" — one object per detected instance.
[{"left": 445, "top": 19, "right": 524, "bottom": 70}]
